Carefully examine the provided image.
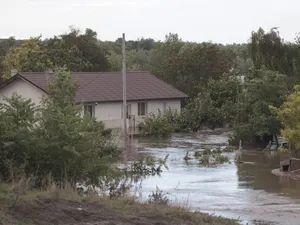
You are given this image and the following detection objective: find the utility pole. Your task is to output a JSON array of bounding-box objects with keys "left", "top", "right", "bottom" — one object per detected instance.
[{"left": 122, "top": 33, "right": 127, "bottom": 148}]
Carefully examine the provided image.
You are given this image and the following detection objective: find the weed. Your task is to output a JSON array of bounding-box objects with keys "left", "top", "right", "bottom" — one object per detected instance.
[
  {"left": 148, "top": 186, "right": 169, "bottom": 205},
  {"left": 223, "top": 146, "right": 236, "bottom": 152}
]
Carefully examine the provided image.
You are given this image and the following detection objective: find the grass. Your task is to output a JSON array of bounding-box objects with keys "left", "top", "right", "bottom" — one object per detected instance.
[{"left": 0, "top": 181, "right": 240, "bottom": 225}]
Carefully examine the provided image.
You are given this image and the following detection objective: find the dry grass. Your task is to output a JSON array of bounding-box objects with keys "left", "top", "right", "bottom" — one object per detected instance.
[{"left": 0, "top": 181, "right": 240, "bottom": 225}]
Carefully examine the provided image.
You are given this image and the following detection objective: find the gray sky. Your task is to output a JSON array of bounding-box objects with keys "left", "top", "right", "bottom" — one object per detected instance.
[{"left": 0, "top": 0, "right": 299, "bottom": 43}]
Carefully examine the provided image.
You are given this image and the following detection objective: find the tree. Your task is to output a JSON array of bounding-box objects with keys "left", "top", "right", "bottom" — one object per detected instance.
[
  {"left": 3, "top": 37, "right": 52, "bottom": 77},
  {"left": 272, "top": 85, "right": 300, "bottom": 158},
  {"left": 148, "top": 33, "right": 183, "bottom": 85},
  {"left": 35, "top": 67, "right": 118, "bottom": 186},
  {"left": 249, "top": 27, "right": 300, "bottom": 88},
  {"left": 45, "top": 28, "right": 110, "bottom": 72},
  {"left": 107, "top": 49, "right": 150, "bottom": 71},
  {"left": 0, "top": 93, "right": 37, "bottom": 181},
  {"left": 232, "top": 69, "right": 288, "bottom": 145},
  {"left": 182, "top": 74, "right": 242, "bottom": 131},
  {"left": 0, "top": 37, "right": 22, "bottom": 83},
  {"left": 2, "top": 28, "right": 110, "bottom": 78},
  {"left": 175, "top": 42, "right": 236, "bottom": 95}
]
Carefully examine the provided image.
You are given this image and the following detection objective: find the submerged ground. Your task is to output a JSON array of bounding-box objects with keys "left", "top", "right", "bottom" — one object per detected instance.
[{"left": 128, "top": 130, "right": 300, "bottom": 225}]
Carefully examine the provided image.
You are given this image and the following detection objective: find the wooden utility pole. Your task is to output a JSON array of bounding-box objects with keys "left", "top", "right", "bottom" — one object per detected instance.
[{"left": 122, "top": 33, "right": 127, "bottom": 148}]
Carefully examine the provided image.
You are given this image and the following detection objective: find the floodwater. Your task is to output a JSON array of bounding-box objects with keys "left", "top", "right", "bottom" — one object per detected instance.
[{"left": 127, "top": 130, "right": 300, "bottom": 225}]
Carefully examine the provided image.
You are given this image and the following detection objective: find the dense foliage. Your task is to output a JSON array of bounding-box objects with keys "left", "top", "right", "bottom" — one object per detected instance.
[
  {"left": 138, "top": 109, "right": 182, "bottom": 136},
  {"left": 0, "top": 68, "right": 118, "bottom": 187},
  {"left": 2, "top": 28, "right": 109, "bottom": 77},
  {"left": 271, "top": 85, "right": 300, "bottom": 157},
  {"left": 231, "top": 69, "right": 288, "bottom": 145},
  {"left": 2, "top": 26, "right": 300, "bottom": 148}
]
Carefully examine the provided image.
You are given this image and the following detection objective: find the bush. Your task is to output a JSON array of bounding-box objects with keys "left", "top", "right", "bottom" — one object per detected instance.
[
  {"left": 194, "top": 148, "right": 230, "bottom": 166},
  {"left": 148, "top": 186, "right": 169, "bottom": 205},
  {"left": 138, "top": 109, "right": 182, "bottom": 136}
]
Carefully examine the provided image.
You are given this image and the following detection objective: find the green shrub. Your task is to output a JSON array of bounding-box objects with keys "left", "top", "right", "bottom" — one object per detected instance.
[
  {"left": 148, "top": 186, "right": 169, "bottom": 205},
  {"left": 196, "top": 147, "right": 230, "bottom": 166},
  {"left": 138, "top": 109, "right": 180, "bottom": 136}
]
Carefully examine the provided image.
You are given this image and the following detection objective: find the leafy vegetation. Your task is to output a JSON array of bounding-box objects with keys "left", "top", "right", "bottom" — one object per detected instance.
[
  {"left": 230, "top": 69, "right": 288, "bottom": 145},
  {"left": 194, "top": 148, "right": 231, "bottom": 166},
  {"left": 0, "top": 68, "right": 167, "bottom": 192},
  {"left": 271, "top": 85, "right": 300, "bottom": 158},
  {"left": 2, "top": 26, "right": 300, "bottom": 148},
  {"left": 0, "top": 68, "right": 117, "bottom": 187},
  {"left": 138, "top": 109, "right": 182, "bottom": 136}
]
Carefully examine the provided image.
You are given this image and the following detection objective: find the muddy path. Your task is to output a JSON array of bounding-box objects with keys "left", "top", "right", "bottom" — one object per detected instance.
[{"left": 128, "top": 131, "right": 300, "bottom": 225}]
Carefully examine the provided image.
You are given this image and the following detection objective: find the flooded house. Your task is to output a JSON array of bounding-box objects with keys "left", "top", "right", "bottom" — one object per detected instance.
[{"left": 0, "top": 71, "right": 188, "bottom": 131}]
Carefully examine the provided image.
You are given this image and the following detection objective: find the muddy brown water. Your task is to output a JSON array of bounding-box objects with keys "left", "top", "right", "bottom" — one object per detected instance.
[{"left": 126, "top": 131, "right": 300, "bottom": 225}]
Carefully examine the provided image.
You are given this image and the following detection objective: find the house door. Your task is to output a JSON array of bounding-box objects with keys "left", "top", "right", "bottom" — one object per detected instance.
[{"left": 126, "top": 104, "right": 131, "bottom": 119}]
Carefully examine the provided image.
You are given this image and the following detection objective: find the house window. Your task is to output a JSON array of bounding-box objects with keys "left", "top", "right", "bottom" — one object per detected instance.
[
  {"left": 138, "top": 102, "right": 147, "bottom": 116},
  {"left": 84, "top": 105, "right": 95, "bottom": 117}
]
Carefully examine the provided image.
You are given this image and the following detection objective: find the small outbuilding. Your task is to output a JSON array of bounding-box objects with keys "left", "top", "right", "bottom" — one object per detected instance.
[{"left": 280, "top": 158, "right": 300, "bottom": 172}]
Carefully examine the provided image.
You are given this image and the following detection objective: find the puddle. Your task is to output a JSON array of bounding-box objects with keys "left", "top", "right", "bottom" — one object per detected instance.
[{"left": 127, "top": 132, "right": 300, "bottom": 225}]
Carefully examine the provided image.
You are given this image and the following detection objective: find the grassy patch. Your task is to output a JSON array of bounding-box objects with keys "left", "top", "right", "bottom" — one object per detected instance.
[{"left": 0, "top": 182, "right": 240, "bottom": 225}]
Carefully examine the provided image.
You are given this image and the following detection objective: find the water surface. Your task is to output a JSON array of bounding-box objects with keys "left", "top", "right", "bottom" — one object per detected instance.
[{"left": 128, "top": 131, "right": 300, "bottom": 225}]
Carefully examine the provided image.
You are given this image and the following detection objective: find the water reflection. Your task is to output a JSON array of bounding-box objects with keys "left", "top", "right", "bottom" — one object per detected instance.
[{"left": 237, "top": 151, "right": 300, "bottom": 197}]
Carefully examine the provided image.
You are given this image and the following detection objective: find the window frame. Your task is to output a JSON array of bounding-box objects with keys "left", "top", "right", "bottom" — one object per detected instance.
[
  {"left": 84, "top": 104, "right": 95, "bottom": 117},
  {"left": 138, "top": 102, "right": 147, "bottom": 116}
]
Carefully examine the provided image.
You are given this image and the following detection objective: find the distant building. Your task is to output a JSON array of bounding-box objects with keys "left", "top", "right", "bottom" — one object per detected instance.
[{"left": 0, "top": 71, "right": 188, "bottom": 129}]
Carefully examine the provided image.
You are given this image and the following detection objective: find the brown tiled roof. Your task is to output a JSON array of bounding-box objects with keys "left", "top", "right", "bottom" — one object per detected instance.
[{"left": 15, "top": 72, "right": 188, "bottom": 103}]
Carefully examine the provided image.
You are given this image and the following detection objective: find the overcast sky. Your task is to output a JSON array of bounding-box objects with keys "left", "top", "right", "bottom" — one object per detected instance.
[{"left": 0, "top": 0, "right": 298, "bottom": 43}]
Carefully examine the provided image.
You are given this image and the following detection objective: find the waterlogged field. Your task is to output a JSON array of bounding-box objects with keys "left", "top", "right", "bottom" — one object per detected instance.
[{"left": 128, "top": 131, "right": 300, "bottom": 225}]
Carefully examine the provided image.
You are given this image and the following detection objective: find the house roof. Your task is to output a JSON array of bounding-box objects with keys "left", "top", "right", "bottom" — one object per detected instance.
[{"left": 3, "top": 72, "right": 188, "bottom": 103}]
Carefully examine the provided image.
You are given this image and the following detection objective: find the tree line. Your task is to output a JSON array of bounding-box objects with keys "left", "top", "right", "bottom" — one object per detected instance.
[
  {"left": 0, "top": 27, "right": 245, "bottom": 96},
  {"left": 2, "top": 27, "right": 300, "bottom": 152}
]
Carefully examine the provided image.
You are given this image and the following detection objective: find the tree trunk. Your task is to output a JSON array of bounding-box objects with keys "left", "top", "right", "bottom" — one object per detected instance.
[{"left": 274, "top": 134, "right": 279, "bottom": 147}]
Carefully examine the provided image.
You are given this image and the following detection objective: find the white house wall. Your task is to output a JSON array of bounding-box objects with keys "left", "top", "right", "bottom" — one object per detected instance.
[
  {"left": 94, "top": 102, "right": 122, "bottom": 129},
  {"left": 0, "top": 78, "right": 45, "bottom": 105},
  {"left": 94, "top": 100, "right": 182, "bottom": 129}
]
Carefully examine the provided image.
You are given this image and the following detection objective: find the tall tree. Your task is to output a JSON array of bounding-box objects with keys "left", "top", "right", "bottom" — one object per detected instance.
[
  {"left": 3, "top": 37, "right": 52, "bottom": 77},
  {"left": 46, "top": 28, "right": 110, "bottom": 71},
  {"left": 272, "top": 85, "right": 300, "bottom": 157},
  {"left": 250, "top": 28, "right": 300, "bottom": 80},
  {"left": 232, "top": 69, "right": 288, "bottom": 144}
]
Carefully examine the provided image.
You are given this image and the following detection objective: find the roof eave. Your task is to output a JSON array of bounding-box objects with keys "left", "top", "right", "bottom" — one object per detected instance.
[{"left": 77, "top": 96, "right": 188, "bottom": 104}]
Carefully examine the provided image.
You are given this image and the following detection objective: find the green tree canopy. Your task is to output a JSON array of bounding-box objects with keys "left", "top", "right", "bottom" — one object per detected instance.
[
  {"left": 2, "top": 28, "right": 110, "bottom": 78},
  {"left": 232, "top": 69, "right": 288, "bottom": 144},
  {"left": 3, "top": 37, "right": 52, "bottom": 77},
  {"left": 272, "top": 85, "right": 300, "bottom": 157}
]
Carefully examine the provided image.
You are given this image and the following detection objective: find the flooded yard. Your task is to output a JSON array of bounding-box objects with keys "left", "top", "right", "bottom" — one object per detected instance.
[{"left": 127, "top": 131, "right": 300, "bottom": 225}]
